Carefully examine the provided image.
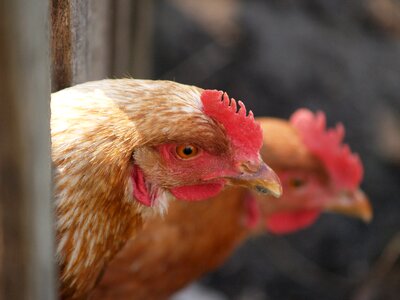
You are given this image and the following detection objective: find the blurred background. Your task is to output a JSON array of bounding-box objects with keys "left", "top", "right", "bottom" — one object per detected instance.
[
  {"left": 148, "top": 1, "right": 400, "bottom": 299},
  {"left": 49, "top": 0, "right": 400, "bottom": 299}
]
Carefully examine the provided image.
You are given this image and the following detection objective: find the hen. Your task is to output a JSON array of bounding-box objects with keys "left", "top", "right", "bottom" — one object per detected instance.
[
  {"left": 91, "top": 109, "right": 372, "bottom": 300},
  {"left": 51, "top": 79, "right": 282, "bottom": 299}
]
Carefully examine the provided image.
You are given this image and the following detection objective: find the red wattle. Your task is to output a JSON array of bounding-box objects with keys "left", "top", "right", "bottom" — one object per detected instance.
[
  {"left": 170, "top": 181, "right": 225, "bottom": 201},
  {"left": 266, "top": 209, "right": 321, "bottom": 234},
  {"left": 131, "top": 164, "right": 152, "bottom": 206}
]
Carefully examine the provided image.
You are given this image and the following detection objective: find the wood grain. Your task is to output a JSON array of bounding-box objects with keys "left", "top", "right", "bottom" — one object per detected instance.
[
  {"left": 0, "top": 0, "right": 55, "bottom": 299},
  {"left": 51, "top": 0, "right": 115, "bottom": 92}
]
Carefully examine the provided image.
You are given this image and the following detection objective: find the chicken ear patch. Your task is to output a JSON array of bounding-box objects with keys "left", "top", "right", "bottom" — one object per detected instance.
[
  {"left": 201, "top": 90, "right": 263, "bottom": 161},
  {"left": 131, "top": 164, "right": 152, "bottom": 206}
]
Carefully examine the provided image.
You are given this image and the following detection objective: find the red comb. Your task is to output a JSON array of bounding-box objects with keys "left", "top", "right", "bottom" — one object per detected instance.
[
  {"left": 290, "top": 109, "right": 363, "bottom": 190},
  {"left": 201, "top": 90, "right": 263, "bottom": 160}
]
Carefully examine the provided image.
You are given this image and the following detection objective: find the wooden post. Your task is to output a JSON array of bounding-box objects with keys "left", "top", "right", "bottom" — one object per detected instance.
[
  {"left": 51, "top": 0, "right": 154, "bottom": 92},
  {"left": 51, "top": 0, "right": 114, "bottom": 91},
  {"left": 0, "top": 0, "right": 55, "bottom": 299},
  {"left": 112, "top": 0, "right": 154, "bottom": 79}
]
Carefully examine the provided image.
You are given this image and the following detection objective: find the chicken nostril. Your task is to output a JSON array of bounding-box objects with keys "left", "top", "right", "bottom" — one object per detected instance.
[{"left": 255, "top": 185, "right": 270, "bottom": 195}]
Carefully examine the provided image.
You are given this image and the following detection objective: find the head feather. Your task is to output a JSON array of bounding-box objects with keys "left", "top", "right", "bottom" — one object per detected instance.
[
  {"left": 290, "top": 108, "right": 363, "bottom": 190},
  {"left": 201, "top": 90, "right": 263, "bottom": 160}
]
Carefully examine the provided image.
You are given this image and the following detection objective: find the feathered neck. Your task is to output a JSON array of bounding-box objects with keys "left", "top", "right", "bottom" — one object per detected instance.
[{"left": 52, "top": 94, "right": 141, "bottom": 298}]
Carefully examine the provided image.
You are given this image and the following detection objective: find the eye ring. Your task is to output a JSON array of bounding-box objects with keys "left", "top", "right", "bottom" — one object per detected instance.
[
  {"left": 176, "top": 144, "right": 200, "bottom": 159},
  {"left": 289, "top": 178, "right": 305, "bottom": 188}
]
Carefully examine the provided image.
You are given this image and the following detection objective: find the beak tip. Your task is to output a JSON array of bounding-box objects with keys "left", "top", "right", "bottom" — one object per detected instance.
[
  {"left": 325, "top": 189, "right": 373, "bottom": 223},
  {"left": 255, "top": 182, "right": 282, "bottom": 198},
  {"left": 271, "top": 185, "right": 283, "bottom": 198},
  {"left": 361, "top": 204, "right": 373, "bottom": 223},
  {"left": 356, "top": 190, "right": 373, "bottom": 223}
]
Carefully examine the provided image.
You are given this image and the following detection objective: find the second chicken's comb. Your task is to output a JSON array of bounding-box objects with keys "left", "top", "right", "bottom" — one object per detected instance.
[
  {"left": 290, "top": 108, "right": 363, "bottom": 190},
  {"left": 201, "top": 90, "right": 262, "bottom": 159}
]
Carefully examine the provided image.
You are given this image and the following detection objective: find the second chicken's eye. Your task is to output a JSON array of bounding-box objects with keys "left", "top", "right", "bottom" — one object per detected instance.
[
  {"left": 176, "top": 145, "right": 199, "bottom": 159},
  {"left": 289, "top": 178, "right": 305, "bottom": 188}
]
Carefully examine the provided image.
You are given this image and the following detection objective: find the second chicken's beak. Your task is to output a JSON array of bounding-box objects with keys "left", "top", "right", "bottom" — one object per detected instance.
[
  {"left": 228, "top": 162, "right": 282, "bottom": 198},
  {"left": 324, "top": 189, "right": 373, "bottom": 222}
]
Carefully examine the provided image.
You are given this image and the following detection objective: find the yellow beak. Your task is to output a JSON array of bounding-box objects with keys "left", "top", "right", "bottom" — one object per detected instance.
[
  {"left": 228, "top": 162, "right": 282, "bottom": 198},
  {"left": 324, "top": 189, "right": 373, "bottom": 222}
]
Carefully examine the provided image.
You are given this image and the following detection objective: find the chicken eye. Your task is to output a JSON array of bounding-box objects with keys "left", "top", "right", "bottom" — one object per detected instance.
[
  {"left": 289, "top": 178, "right": 305, "bottom": 188},
  {"left": 176, "top": 145, "right": 199, "bottom": 159}
]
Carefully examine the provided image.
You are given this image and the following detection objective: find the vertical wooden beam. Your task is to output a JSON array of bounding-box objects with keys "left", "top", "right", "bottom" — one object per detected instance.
[
  {"left": 0, "top": 0, "right": 55, "bottom": 299},
  {"left": 51, "top": 0, "right": 114, "bottom": 91},
  {"left": 51, "top": 0, "right": 73, "bottom": 91},
  {"left": 87, "top": 0, "right": 114, "bottom": 81},
  {"left": 111, "top": 0, "right": 135, "bottom": 77},
  {"left": 112, "top": 0, "right": 154, "bottom": 78},
  {"left": 130, "top": 0, "right": 154, "bottom": 78},
  {"left": 51, "top": 0, "right": 155, "bottom": 92}
]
